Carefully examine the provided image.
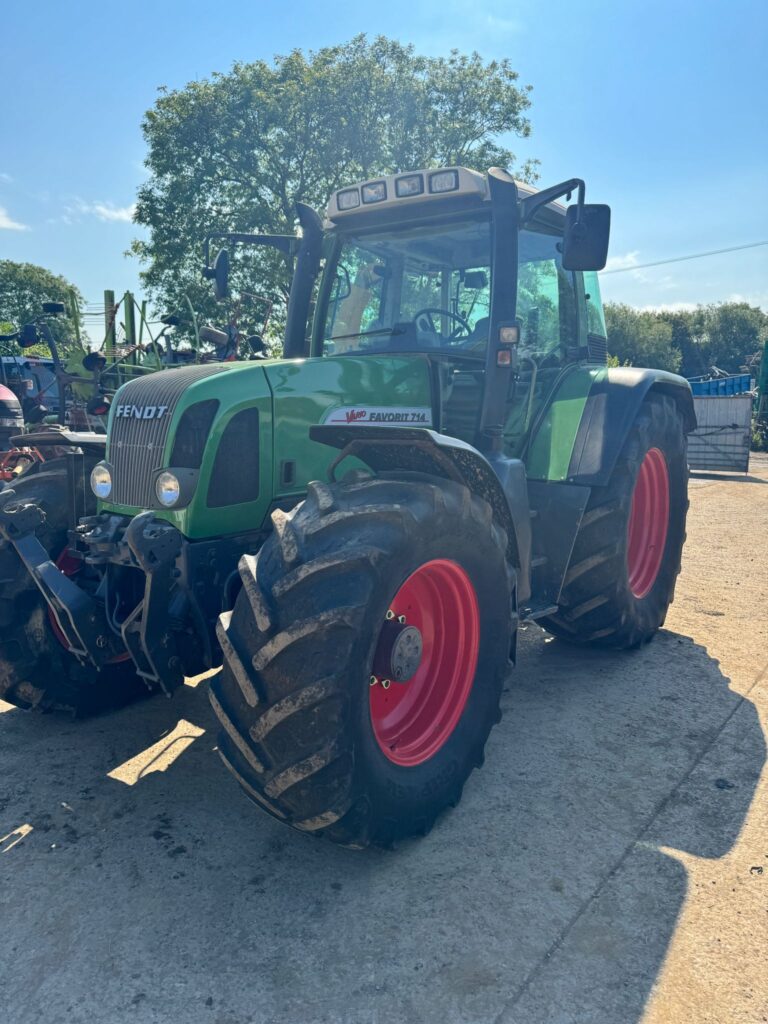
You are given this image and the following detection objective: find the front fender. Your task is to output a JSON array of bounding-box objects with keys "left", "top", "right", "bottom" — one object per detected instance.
[{"left": 309, "top": 425, "right": 530, "bottom": 597}]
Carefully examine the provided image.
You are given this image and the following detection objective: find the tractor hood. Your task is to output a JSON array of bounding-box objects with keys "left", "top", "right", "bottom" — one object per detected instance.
[{"left": 100, "top": 354, "right": 434, "bottom": 539}]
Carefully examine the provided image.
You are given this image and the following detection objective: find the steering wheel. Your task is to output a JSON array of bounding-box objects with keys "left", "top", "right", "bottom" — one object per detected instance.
[{"left": 413, "top": 307, "right": 473, "bottom": 343}]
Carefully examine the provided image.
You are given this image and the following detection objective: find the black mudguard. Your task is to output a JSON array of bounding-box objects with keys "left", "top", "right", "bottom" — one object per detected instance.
[{"left": 566, "top": 367, "right": 696, "bottom": 486}]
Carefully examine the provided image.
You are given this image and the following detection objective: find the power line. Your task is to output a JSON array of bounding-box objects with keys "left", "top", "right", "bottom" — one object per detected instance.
[{"left": 603, "top": 240, "right": 768, "bottom": 274}]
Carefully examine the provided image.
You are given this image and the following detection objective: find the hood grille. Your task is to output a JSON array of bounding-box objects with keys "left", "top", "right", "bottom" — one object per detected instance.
[{"left": 108, "top": 364, "right": 229, "bottom": 508}]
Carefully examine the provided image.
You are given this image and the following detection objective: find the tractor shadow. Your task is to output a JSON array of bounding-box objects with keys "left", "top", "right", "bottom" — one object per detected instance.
[{"left": 0, "top": 627, "right": 764, "bottom": 1024}]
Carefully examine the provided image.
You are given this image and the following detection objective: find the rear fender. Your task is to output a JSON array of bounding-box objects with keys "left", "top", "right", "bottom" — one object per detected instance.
[
  {"left": 309, "top": 425, "right": 532, "bottom": 601},
  {"left": 565, "top": 367, "right": 695, "bottom": 486}
]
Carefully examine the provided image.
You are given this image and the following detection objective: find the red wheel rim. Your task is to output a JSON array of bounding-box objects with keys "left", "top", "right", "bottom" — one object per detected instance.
[
  {"left": 369, "top": 559, "right": 480, "bottom": 767},
  {"left": 49, "top": 550, "right": 131, "bottom": 663},
  {"left": 627, "top": 447, "right": 670, "bottom": 599}
]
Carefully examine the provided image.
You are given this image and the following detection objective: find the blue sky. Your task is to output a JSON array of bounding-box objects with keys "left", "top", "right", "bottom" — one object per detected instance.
[{"left": 2, "top": 0, "right": 766, "bottom": 323}]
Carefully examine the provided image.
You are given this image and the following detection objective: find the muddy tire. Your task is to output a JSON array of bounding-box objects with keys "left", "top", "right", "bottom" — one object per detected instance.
[
  {"left": 542, "top": 394, "right": 688, "bottom": 648},
  {"left": 0, "top": 460, "right": 153, "bottom": 715},
  {"left": 210, "top": 473, "right": 515, "bottom": 849}
]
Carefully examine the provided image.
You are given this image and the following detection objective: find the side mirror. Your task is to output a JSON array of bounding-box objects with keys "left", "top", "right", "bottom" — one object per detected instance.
[
  {"left": 463, "top": 270, "right": 488, "bottom": 290},
  {"left": 19, "top": 324, "right": 40, "bottom": 348},
  {"left": 562, "top": 204, "right": 611, "bottom": 271},
  {"left": 42, "top": 301, "right": 66, "bottom": 315},
  {"left": 202, "top": 248, "right": 230, "bottom": 301}
]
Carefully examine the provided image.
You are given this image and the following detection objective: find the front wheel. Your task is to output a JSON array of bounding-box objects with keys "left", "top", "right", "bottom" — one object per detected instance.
[
  {"left": 210, "top": 473, "right": 515, "bottom": 848},
  {"left": 542, "top": 394, "right": 688, "bottom": 648}
]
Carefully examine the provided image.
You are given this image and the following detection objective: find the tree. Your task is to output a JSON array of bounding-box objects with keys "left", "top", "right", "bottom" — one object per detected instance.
[
  {"left": 658, "top": 310, "right": 705, "bottom": 378},
  {"left": 693, "top": 302, "right": 767, "bottom": 375},
  {"left": 604, "top": 303, "right": 682, "bottom": 373},
  {"left": 0, "top": 260, "right": 84, "bottom": 352},
  {"left": 132, "top": 35, "right": 537, "bottom": 343}
]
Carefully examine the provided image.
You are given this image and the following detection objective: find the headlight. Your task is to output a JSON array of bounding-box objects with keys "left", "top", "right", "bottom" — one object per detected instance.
[
  {"left": 336, "top": 188, "right": 360, "bottom": 211},
  {"left": 395, "top": 174, "right": 424, "bottom": 198},
  {"left": 90, "top": 461, "right": 112, "bottom": 499},
  {"left": 428, "top": 169, "right": 459, "bottom": 194},
  {"left": 155, "top": 470, "right": 181, "bottom": 508},
  {"left": 361, "top": 181, "right": 387, "bottom": 204}
]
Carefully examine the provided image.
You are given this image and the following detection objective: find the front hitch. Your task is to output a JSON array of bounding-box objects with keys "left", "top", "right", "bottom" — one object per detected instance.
[
  {"left": 0, "top": 495, "right": 124, "bottom": 668},
  {"left": 119, "top": 512, "right": 185, "bottom": 695}
]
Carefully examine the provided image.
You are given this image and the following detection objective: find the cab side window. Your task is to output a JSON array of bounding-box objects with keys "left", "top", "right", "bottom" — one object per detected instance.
[
  {"left": 583, "top": 270, "right": 607, "bottom": 339},
  {"left": 325, "top": 244, "right": 385, "bottom": 352},
  {"left": 517, "top": 226, "right": 578, "bottom": 361}
]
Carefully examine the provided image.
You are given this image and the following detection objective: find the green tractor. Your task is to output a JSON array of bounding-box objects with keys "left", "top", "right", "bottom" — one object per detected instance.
[{"left": 0, "top": 168, "right": 694, "bottom": 848}]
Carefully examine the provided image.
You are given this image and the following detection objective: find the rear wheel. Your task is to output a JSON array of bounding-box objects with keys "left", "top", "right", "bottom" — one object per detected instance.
[
  {"left": 542, "top": 394, "right": 688, "bottom": 648},
  {"left": 0, "top": 460, "right": 152, "bottom": 715},
  {"left": 210, "top": 473, "right": 515, "bottom": 848}
]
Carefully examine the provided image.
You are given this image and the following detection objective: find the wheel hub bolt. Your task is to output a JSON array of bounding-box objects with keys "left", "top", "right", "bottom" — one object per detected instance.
[{"left": 372, "top": 618, "right": 423, "bottom": 684}]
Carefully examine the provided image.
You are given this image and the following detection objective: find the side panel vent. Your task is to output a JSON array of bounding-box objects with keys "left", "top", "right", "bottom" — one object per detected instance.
[
  {"left": 207, "top": 407, "right": 260, "bottom": 508},
  {"left": 587, "top": 333, "right": 608, "bottom": 364},
  {"left": 170, "top": 399, "right": 219, "bottom": 468}
]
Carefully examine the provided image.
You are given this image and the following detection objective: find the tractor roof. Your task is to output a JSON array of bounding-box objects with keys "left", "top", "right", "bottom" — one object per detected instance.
[{"left": 325, "top": 167, "right": 565, "bottom": 226}]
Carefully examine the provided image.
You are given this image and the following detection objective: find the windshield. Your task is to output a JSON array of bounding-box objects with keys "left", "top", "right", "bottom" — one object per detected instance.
[{"left": 319, "top": 215, "right": 491, "bottom": 357}]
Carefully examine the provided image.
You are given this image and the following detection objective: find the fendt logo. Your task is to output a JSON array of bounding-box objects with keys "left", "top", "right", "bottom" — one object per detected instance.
[
  {"left": 113, "top": 399, "right": 168, "bottom": 415},
  {"left": 114, "top": 404, "right": 169, "bottom": 420}
]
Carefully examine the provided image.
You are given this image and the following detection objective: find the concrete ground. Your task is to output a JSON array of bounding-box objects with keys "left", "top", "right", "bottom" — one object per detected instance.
[{"left": 1, "top": 456, "right": 766, "bottom": 1024}]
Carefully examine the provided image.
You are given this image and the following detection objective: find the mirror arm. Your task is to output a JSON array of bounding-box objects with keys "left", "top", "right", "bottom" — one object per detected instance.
[
  {"left": 519, "top": 178, "right": 585, "bottom": 227},
  {"left": 203, "top": 232, "right": 299, "bottom": 270}
]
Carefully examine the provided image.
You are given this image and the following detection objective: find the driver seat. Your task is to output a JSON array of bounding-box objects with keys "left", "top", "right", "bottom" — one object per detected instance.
[{"left": 467, "top": 316, "right": 490, "bottom": 349}]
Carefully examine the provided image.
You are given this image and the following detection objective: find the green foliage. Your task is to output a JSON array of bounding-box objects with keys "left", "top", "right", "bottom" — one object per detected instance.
[
  {"left": 752, "top": 419, "right": 768, "bottom": 452},
  {"left": 605, "top": 300, "right": 768, "bottom": 378},
  {"left": 0, "top": 260, "right": 84, "bottom": 353},
  {"left": 132, "top": 35, "right": 537, "bottom": 344},
  {"left": 684, "top": 303, "right": 767, "bottom": 375},
  {"left": 604, "top": 303, "right": 682, "bottom": 373}
]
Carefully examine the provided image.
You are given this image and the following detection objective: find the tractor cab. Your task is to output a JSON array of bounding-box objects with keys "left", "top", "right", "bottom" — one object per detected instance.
[
  {"left": 205, "top": 166, "right": 611, "bottom": 460},
  {"left": 312, "top": 167, "right": 608, "bottom": 453}
]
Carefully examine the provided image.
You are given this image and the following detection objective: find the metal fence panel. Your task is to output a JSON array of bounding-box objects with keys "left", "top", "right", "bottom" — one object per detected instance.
[{"left": 687, "top": 395, "right": 752, "bottom": 472}]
